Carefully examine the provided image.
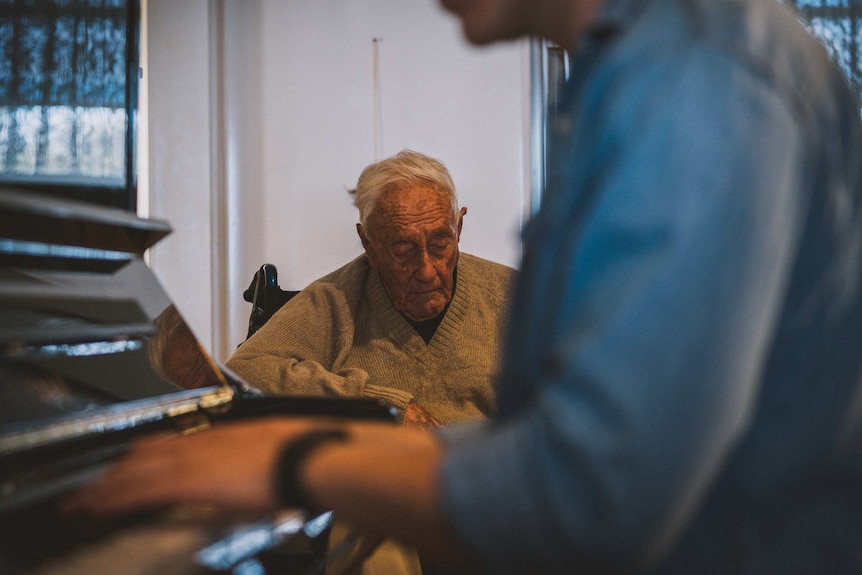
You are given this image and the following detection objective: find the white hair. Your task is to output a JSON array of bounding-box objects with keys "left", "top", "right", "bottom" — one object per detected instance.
[{"left": 354, "top": 150, "right": 459, "bottom": 229}]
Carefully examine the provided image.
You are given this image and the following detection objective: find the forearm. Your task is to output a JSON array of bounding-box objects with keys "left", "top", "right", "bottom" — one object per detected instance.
[
  {"left": 64, "top": 416, "right": 465, "bottom": 567},
  {"left": 299, "top": 423, "right": 468, "bottom": 564},
  {"left": 227, "top": 353, "right": 372, "bottom": 397},
  {"left": 228, "top": 286, "right": 373, "bottom": 398}
]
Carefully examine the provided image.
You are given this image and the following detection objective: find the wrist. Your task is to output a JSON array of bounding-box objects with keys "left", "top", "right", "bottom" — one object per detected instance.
[{"left": 274, "top": 428, "right": 349, "bottom": 512}]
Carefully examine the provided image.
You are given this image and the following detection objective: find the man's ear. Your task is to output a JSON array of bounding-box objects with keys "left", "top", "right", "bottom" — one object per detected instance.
[
  {"left": 357, "top": 223, "right": 371, "bottom": 252},
  {"left": 357, "top": 223, "right": 379, "bottom": 268},
  {"left": 456, "top": 206, "right": 467, "bottom": 241}
]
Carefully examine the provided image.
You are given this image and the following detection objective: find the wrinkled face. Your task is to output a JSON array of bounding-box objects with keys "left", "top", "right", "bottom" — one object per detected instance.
[{"left": 358, "top": 186, "right": 466, "bottom": 322}]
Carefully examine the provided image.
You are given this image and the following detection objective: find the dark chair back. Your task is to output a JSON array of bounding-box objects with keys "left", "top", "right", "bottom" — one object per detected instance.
[{"left": 242, "top": 263, "right": 299, "bottom": 339}]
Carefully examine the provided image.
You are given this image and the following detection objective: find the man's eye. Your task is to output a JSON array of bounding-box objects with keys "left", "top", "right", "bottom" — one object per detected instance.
[{"left": 392, "top": 243, "right": 414, "bottom": 256}]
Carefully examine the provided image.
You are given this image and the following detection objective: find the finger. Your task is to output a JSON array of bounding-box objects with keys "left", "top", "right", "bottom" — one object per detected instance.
[{"left": 63, "top": 445, "right": 180, "bottom": 515}]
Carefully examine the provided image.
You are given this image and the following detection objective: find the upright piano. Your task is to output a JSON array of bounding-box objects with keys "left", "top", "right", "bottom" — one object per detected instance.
[{"left": 0, "top": 188, "right": 396, "bottom": 574}]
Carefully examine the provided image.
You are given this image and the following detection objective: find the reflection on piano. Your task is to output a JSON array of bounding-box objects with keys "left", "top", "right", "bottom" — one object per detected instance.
[{"left": 0, "top": 189, "right": 397, "bottom": 575}]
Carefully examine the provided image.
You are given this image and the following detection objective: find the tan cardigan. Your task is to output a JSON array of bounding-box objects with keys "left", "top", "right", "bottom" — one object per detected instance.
[{"left": 226, "top": 252, "right": 515, "bottom": 424}]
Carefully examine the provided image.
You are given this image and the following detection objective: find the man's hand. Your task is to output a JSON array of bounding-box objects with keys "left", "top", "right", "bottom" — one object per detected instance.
[
  {"left": 402, "top": 399, "right": 442, "bottom": 429},
  {"left": 63, "top": 418, "right": 322, "bottom": 515},
  {"left": 62, "top": 416, "right": 467, "bottom": 565}
]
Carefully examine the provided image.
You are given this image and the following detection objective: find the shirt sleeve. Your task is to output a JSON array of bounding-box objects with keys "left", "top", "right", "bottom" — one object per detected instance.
[{"left": 440, "top": 45, "right": 808, "bottom": 574}]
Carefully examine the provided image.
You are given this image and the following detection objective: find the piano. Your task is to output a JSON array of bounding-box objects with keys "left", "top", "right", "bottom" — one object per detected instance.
[{"left": 0, "top": 188, "right": 397, "bottom": 575}]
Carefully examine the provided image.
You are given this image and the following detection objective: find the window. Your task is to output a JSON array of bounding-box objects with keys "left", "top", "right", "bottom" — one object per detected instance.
[
  {"left": 786, "top": 0, "right": 861, "bottom": 108},
  {"left": 530, "top": 1, "right": 862, "bottom": 209},
  {"left": 0, "top": 0, "right": 140, "bottom": 210},
  {"left": 530, "top": 38, "right": 570, "bottom": 214}
]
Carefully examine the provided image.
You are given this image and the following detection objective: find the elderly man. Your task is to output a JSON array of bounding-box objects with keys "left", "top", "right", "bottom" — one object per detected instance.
[
  {"left": 226, "top": 150, "right": 514, "bottom": 427},
  {"left": 70, "top": 0, "right": 862, "bottom": 574},
  {"left": 227, "top": 149, "right": 514, "bottom": 575}
]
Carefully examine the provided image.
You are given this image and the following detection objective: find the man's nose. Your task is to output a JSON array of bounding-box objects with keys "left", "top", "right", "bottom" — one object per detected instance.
[{"left": 414, "top": 251, "right": 437, "bottom": 282}]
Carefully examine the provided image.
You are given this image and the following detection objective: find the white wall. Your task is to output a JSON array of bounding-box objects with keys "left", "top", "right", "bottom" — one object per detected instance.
[
  {"left": 146, "top": 0, "right": 531, "bottom": 361},
  {"left": 146, "top": 0, "right": 217, "bottom": 352}
]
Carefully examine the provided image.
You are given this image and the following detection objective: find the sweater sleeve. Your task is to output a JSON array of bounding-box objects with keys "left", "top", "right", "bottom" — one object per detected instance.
[{"left": 226, "top": 277, "right": 413, "bottom": 410}]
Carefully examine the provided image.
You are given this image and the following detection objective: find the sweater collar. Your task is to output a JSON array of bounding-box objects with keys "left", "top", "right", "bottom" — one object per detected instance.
[{"left": 365, "top": 259, "right": 470, "bottom": 354}]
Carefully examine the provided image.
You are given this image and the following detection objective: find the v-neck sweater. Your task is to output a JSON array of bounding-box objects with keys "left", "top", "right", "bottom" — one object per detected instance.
[{"left": 226, "top": 253, "right": 515, "bottom": 425}]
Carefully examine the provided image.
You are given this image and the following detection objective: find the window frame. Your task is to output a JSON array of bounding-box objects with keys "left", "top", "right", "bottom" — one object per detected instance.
[{"left": 0, "top": 0, "right": 141, "bottom": 211}]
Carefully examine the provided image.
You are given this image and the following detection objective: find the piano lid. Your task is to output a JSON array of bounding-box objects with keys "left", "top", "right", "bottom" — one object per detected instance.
[
  {"left": 0, "top": 187, "right": 171, "bottom": 255},
  {"left": 0, "top": 186, "right": 232, "bottom": 460}
]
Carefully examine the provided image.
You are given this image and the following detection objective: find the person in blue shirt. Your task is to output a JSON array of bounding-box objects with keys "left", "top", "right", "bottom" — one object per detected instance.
[{"left": 69, "top": 0, "right": 862, "bottom": 573}]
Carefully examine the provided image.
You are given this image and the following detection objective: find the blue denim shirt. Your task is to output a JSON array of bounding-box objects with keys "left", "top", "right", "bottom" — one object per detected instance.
[{"left": 441, "top": 0, "right": 862, "bottom": 573}]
